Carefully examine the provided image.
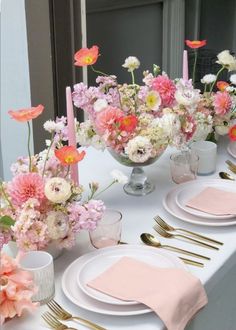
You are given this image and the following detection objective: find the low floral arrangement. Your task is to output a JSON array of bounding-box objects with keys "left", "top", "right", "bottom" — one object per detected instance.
[
  {"left": 0, "top": 252, "right": 38, "bottom": 324},
  {"left": 0, "top": 106, "right": 126, "bottom": 251},
  {"left": 73, "top": 42, "right": 236, "bottom": 158}
]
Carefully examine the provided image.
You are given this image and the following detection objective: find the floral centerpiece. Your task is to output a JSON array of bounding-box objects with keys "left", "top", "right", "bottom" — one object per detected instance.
[
  {"left": 72, "top": 46, "right": 211, "bottom": 195},
  {"left": 0, "top": 105, "right": 125, "bottom": 252},
  {"left": 185, "top": 40, "right": 236, "bottom": 141}
]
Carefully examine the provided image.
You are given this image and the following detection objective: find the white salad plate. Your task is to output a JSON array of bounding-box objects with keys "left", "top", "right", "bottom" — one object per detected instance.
[
  {"left": 175, "top": 180, "right": 236, "bottom": 220},
  {"left": 227, "top": 142, "right": 236, "bottom": 158},
  {"left": 76, "top": 245, "right": 186, "bottom": 306},
  {"left": 163, "top": 180, "right": 236, "bottom": 227},
  {"left": 62, "top": 245, "right": 186, "bottom": 316}
]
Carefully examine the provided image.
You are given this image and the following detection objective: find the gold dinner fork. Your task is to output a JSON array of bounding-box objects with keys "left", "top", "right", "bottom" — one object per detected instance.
[
  {"left": 154, "top": 215, "right": 223, "bottom": 246},
  {"left": 226, "top": 160, "right": 236, "bottom": 174},
  {"left": 42, "top": 311, "right": 78, "bottom": 330},
  {"left": 153, "top": 224, "right": 219, "bottom": 250},
  {"left": 47, "top": 300, "right": 107, "bottom": 330}
]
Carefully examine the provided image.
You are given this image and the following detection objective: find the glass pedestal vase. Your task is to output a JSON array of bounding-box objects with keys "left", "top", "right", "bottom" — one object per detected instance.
[{"left": 108, "top": 148, "right": 166, "bottom": 196}]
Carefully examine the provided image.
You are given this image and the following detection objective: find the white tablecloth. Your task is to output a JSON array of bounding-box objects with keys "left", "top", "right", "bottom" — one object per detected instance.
[{"left": 3, "top": 139, "right": 236, "bottom": 330}]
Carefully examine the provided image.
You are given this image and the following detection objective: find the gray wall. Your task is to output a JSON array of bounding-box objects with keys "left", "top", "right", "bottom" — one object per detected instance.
[{"left": 0, "top": 0, "right": 32, "bottom": 180}]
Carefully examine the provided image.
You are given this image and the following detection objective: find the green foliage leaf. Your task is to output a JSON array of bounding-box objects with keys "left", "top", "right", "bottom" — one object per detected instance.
[{"left": 0, "top": 215, "right": 15, "bottom": 228}]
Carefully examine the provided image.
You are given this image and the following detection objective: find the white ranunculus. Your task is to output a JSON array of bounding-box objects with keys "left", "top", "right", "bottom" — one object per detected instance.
[
  {"left": 110, "top": 170, "right": 128, "bottom": 184},
  {"left": 216, "top": 50, "right": 236, "bottom": 71},
  {"left": 44, "top": 177, "right": 72, "bottom": 203},
  {"left": 230, "top": 74, "right": 236, "bottom": 85},
  {"left": 122, "top": 56, "right": 140, "bottom": 72},
  {"left": 200, "top": 74, "right": 216, "bottom": 84},
  {"left": 125, "top": 136, "right": 153, "bottom": 163},
  {"left": 152, "top": 113, "right": 180, "bottom": 138},
  {"left": 45, "top": 211, "right": 69, "bottom": 239},
  {"left": 93, "top": 99, "right": 108, "bottom": 112}
]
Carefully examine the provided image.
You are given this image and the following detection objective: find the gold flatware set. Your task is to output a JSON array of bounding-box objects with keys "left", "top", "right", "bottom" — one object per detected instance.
[
  {"left": 42, "top": 299, "right": 107, "bottom": 330},
  {"left": 141, "top": 215, "right": 223, "bottom": 268}
]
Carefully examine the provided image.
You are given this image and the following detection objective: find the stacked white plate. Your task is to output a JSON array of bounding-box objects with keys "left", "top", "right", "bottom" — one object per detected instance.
[
  {"left": 227, "top": 141, "right": 236, "bottom": 158},
  {"left": 62, "top": 244, "right": 187, "bottom": 316},
  {"left": 163, "top": 179, "right": 236, "bottom": 226}
]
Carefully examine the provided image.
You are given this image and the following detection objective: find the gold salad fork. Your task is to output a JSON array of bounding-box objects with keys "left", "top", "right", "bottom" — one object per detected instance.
[
  {"left": 154, "top": 215, "right": 223, "bottom": 246},
  {"left": 42, "top": 311, "right": 78, "bottom": 330},
  {"left": 153, "top": 224, "right": 219, "bottom": 250},
  {"left": 47, "top": 300, "right": 107, "bottom": 330},
  {"left": 226, "top": 159, "right": 236, "bottom": 174}
]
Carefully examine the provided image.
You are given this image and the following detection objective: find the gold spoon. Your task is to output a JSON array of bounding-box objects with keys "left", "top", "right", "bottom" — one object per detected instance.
[
  {"left": 140, "top": 233, "right": 210, "bottom": 261},
  {"left": 219, "top": 171, "right": 235, "bottom": 181}
]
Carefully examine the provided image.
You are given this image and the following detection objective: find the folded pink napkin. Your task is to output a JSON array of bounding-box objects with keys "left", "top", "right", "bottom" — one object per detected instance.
[
  {"left": 87, "top": 257, "right": 207, "bottom": 330},
  {"left": 186, "top": 187, "right": 236, "bottom": 215}
]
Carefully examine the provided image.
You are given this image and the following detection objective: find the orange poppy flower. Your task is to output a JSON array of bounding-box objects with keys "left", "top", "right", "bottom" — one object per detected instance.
[
  {"left": 55, "top": 146, "right": 86, "bottom": 166},
  {"left": 117, "top": 115, "right": 138, "bottom": 133},
  {"left": 74, "top": 45, "right": 99, "bottom": 67},
  {"left": 229, "top": 125, "right": 236, "bottom": 141},
  {"left": 185, "top": 40, "right": 207, "bottom": 49},
  {"left": 216, "top": 81, "right": 229, "bottom": 92},
  {"left": 8, "top": 104, "right": 44, "bottom": 122}
]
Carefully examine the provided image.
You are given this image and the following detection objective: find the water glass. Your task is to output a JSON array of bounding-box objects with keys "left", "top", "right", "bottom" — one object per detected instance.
[
  {"left": 190, "top": 141, "right": 217, "bottom": 175},
  {"left": 20, "top": 251, "right": 55, "bottom": 304},
  {"left": 170, "top": 150, "right": 199, "bottom": 184},
  {"left": 89, "top": 209, "right": 122, "bottom": 249}
]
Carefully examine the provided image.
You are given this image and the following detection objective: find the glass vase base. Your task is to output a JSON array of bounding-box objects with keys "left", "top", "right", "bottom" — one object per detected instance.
[{"left": 123, "top": 181, "right": 155, "bottom": 196}]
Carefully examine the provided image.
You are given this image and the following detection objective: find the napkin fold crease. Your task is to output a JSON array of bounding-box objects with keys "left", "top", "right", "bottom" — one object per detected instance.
[{"left": 87, "top": 256, "right": 208, "bottom": 330}]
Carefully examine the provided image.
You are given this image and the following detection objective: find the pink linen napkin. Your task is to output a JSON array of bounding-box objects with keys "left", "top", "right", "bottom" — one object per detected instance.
[
  {"left": 87, "top": 256, "right": 207, "bottom": 330},
  {"left": 186, "top": 187, "right": 236, "bottom": 215}
]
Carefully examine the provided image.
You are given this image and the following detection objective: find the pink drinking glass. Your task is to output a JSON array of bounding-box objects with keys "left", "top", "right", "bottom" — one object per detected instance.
[
  {"left": 89, "top": 209, "right": 122, "bottom": 249},
  {"left": 170, "top": 150, "right": 199, "bottom": 184}
]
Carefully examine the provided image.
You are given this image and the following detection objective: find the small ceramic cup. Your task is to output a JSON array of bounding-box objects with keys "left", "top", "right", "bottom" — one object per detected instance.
[
  {"left": 190, "top": 141, "right": 217, "bottom": 175},
  {"left": 170, "top": 150, "right": 199, "bottom": 184},
  {"left": 20, "top": 251, "right": 55, "bottom": 304},
  {"left": 89, "top": 209, "right": 122, "bottom": 249}
]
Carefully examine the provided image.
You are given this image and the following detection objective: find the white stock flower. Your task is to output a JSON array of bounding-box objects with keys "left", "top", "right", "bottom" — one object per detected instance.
[
  {"left": 45, "top": 211, "right": 69, "bottom": 240},
  {"left": 125, "top": 136, "right": 153, "bottom": 163},
  {"left": 44, "top": 177, "right": 72, "bottom": 203},
  {"left": 110, "top": 170, "right": 128, "bottom": 184},
  {"left": 122, "top": 56, "right": 140, "bottom": 72},
  {"left": 93, "top": 99, "right": 108, "bottom": 112},
  {"left": 43, "top": 120, "right": 65, "bottom": 133},
  {"left": 201, "top": 74, "right": 216, "bottom": 84},
  {"left": 153, "top": 113, "right": 180, "bottom": 138},
  {"left": 230, "top": 74, "right": 236, "bottom": 85},
  {"left": 216, "top": 50, "right": 236, "bottom": 71}
]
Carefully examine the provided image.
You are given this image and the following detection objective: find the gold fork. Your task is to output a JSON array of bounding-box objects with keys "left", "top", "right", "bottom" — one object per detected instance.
[
  {"left": 226, "top": 160, "right": 236, "bottom": 173},
  {"left": 154, "top": 215, "right": 223, "bottom": 246},
  {"left": 42, "top": 311, "right": 78, "bottom": 330},
  {"left": 153, "top": 224, "right": 219, "bottom": 250},
  {"left": 47, "top": 300, "right": 107, "bottom": 330}
]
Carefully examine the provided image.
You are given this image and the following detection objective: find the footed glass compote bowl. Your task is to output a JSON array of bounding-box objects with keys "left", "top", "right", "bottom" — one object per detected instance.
[{"left": 108, "top": 148, "right": 166, "bottom": 196}]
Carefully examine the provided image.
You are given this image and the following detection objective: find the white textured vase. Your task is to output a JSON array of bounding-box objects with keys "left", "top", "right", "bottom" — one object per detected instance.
[{"left": 7, "top": 241, "right": 64, "bottom": 260}]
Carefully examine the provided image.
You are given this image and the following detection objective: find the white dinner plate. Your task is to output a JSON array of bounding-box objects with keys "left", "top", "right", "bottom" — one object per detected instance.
[
  {"left": 227, "top": 142, "right": 236, "bottom": 158},
  {"left": 175, "top": 180, "right": 236, "bottom": 220},
  {"left": 76, "top": 245, "right": 186, "bottom": 306},
  {"left": 62, "top": 245, "right": 187, "bottom": 316},
  {"left": 163, "top": 180, "right": 236, "bottom": 227}
]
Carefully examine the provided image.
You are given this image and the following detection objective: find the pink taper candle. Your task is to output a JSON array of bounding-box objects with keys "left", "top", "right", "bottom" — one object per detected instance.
[
  {"left": 183, "top": 50, "right": 189, "bottom": 81},
  {"left": 66, "top": 86, "right": 79, "bottom": 185}
]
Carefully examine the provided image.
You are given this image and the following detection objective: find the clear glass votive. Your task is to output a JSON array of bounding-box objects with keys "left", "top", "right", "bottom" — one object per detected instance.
[
  {"left": 20, "top": 251, "right": 55, "bottom": 304},
  {"left": 89, "top": 209, "right": 122, "bottom": 249},
  {"left": 170, "top": 150, "right": 199, "bottom": 184}
]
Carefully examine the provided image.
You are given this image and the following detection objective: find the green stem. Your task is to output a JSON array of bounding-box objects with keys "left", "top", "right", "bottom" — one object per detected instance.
[
  {"left": 0, "top": 182, "right": 14, "bottom": 210},
  {"left": 91, "top": 65, "right": 109, "bottom": 77},
  {"left": 65, "top": 166, "right": 70, "bottom": 178},
  {"left": 209, "top": 66, "right": 225, "bottom": 93},
  {"left": 131, "top": 71, "right": 135, "bottom": 85},
  {"left": 42, "top": 132, "right": 54, "bottom": 178},
  {"left": 27, "top": 121, "right": 32, "bottom": 172},
  {"left": 89, "top": 180, "right": 116, "bottom": 200},
  {"left": 192, "top": 50, "right": 198, "bottom": 87}
]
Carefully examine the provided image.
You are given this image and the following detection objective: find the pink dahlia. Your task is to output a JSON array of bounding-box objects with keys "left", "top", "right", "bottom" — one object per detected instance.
[
  {"left": 152, "top": 75, "right": 176, "bottom": 107},
  {"left": 213, "top": 91, "right": 232, "bottom": 115},
  {"left": 8, "top": 173, "right": 45, "bottom": 207},
  {"left": 95, "top": 106, "right": 123, "bottom": 134}
]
